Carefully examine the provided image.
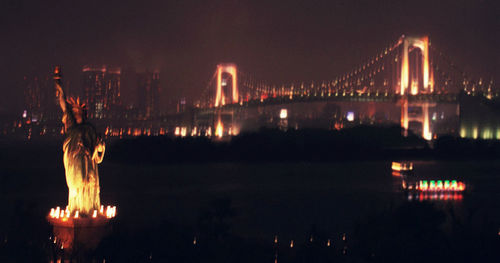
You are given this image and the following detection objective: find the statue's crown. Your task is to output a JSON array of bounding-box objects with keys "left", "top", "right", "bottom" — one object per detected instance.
[{"left": 67, "top": 97, "right": 86, "bottom": 111}]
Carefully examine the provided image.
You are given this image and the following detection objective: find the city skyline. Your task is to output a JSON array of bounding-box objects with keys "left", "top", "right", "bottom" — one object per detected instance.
[{"left": 1, "top": 0, "right": 498, "bottom": 116}]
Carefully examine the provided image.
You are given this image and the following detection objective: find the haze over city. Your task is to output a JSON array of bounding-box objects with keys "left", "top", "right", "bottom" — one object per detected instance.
[
  {"left": 1, "top": 0, "right": 498, "bottom": 114},
  {"left": 1, "top": 1, "right": 500, "bottom": 262}
]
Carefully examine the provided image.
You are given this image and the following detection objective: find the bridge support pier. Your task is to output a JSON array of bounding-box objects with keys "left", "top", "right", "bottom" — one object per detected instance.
[{"left": 401, "top": 96, "right": 434, "bottom": 140}]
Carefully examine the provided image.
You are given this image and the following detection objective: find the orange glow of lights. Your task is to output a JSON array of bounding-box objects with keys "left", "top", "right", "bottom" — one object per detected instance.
[
  {"left": 458, "top": 182, "right": 465, "bottom": 191},
  {"left": 421, "top": 36, "right": 430, "bottom": 90},
  {"left": 391, "top": 162, "right": 413, "bottom": 171},
  {"left": 215, "top": 64, "right": 238, "bottom": 107},
  {"left": 429, "top": 67, "right": 434, "bottom": 93},
  {"left": 400, "top": 36, "right": 430, "bottom": 94},
  {"left": 401, "top": 39, "right": 409, "bottom": 95},
  {"left": 215, "top": 119, "right": 223, "bottom": 138},
  {"left": 49, "top": 205, "right": 116, "bottom": 221},
  {"left": 411, "top": 79, "right": 418, "bottom": 95},
  {"left": 105, "top": 206, "right": 116, "bottom": 218},
  {"left": 233, "top": 126, "right": 240, "bottom": 136},
  {"left": 290, "top": 240, "right": 294, "bottom": 248}
]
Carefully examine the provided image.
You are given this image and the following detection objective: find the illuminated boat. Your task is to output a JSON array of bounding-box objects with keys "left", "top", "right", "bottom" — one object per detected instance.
[
  {"left": 417, "top": 180, "right": 465, "bottom": 192},
  {"left": 392, "top": 161, "right": 413, "bottom": 172},
  {"left": 402, "top": 179, "right": 466, "bottom": 192}
]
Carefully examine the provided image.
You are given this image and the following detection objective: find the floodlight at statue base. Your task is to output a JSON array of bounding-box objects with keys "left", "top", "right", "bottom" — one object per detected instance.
[{"left": 47, "top": 206, "right": 116, "bottom": 254}]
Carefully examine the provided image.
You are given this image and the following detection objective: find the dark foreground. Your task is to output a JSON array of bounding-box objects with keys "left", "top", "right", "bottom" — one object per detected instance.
[{"left": 1, "top": 130, "right": 500, "bottom": 262}]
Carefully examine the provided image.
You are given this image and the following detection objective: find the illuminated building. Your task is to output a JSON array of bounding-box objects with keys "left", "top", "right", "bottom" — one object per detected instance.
[
  {"left": 137, "top": 70, "right": 161, "bottom": 119},
  {"left": 106, "top": 67, "right": 122, "bottom": 107},
  {"left": 83, "top": 65, "right": 122, "bottom": 119},
  {"left": 23, "top": 76, "right": 44, "bottom": 121},
  {"left": 22, "top": 73, "right": 62, "bottom": 126}
]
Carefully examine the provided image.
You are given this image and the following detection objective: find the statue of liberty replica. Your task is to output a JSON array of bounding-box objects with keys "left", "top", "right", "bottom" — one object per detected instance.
[{"left": 54, "top": 66, "right": 105, "bottom": 216}]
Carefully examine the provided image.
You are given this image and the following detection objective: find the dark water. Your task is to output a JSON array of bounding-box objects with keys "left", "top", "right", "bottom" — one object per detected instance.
[
  {"left": 1, "top": 141, "right": 500, "bottom": 261},
  {"left": 3, "top": 147, "right": 500, "bottom": 238},
  {"left": 105, "top": 160, "right": 500, "bottom": 238}
]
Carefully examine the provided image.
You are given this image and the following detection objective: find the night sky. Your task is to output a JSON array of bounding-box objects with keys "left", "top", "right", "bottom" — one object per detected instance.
[{"left": 1, "top": 0, "right": 498, "bottom": 114}]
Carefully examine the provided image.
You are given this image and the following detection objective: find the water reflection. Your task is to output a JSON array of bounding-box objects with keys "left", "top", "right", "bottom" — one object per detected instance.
[{"left": 407, "top": 192, "right": 463, "bottom": 201}]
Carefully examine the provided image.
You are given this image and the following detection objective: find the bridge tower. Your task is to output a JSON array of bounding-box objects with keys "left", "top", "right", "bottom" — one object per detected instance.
[
  {"left": 399, "top": 35, "right": 433, "bottom": 95},
  {"left": 398, "top": 35, "right": 434, "bottom": 140},
  {"left": 215, "top": 63, "right": 238, "bottom": 107}
]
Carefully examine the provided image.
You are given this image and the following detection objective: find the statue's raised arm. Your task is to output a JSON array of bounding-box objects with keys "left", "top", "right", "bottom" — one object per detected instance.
[{"left": 54, "top": 66, "right": 78, "bottom": 130}]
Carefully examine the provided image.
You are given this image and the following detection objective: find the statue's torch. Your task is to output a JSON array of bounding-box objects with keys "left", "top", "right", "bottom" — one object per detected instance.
[
  {"left": 53, "top": 66, "right": 63, "bottom": 98},
  {"left": 54, "top": 66, "right": 62, "bottom": 81}
]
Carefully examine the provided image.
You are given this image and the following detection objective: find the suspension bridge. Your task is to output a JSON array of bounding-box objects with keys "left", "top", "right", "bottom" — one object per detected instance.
[{"left": 195, "top": 35, "right": 496, "bottom": 140}]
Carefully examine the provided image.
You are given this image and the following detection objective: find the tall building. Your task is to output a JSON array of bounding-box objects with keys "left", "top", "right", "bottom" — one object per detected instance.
[
  {"left": 82, "top": 65, "right": 121, "bottom": 119},
  {"left": 23, "top": 74, "right": 59, "bottom": 122},
  {"left": 23, "top": 76, "right": 43, "bottom": 121},
  {"left": 106, "top": 67, "right": 122, "bottom": 106},
  {"left": 137, "top": 70, "right": 161, "bottom": 119}
]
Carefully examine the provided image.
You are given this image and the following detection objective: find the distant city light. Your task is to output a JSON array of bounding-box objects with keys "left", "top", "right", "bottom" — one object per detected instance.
[
  {"left": 346, "top": 111, "right": 354, "bottom": 122},
  {"left": 280, "top": 109, "right": 288, "bottom": 119}
]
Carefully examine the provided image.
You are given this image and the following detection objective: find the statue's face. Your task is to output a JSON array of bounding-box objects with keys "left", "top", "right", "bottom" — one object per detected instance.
[
  {"left": 75, "top": 115, "right": 83, "bottom": 124},
  {"left": 72, "top": 107, "right": 84, "bottom": 124}
]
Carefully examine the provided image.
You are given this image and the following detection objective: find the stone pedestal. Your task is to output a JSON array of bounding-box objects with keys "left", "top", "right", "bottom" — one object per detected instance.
[{"left": 48, "top": 216, "right": 113, "bottom": 255}]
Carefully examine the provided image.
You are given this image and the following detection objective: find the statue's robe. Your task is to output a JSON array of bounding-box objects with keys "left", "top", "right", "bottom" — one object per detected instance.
[{"left": 63, "top": 122, "right": 101, "bottom": 215}]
